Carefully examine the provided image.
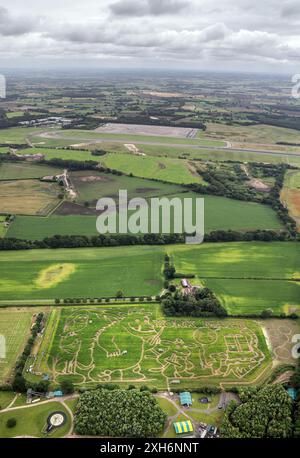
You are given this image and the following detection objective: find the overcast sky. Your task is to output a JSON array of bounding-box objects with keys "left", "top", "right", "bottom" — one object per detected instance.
[{"left": 0, "top": 0, "right": 299, "bottom": 73}]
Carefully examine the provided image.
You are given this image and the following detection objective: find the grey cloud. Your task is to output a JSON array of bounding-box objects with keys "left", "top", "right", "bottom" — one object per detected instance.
[
  {"left": 281, "top": 1, "right": 300, "bottom": 18},
  {"left": 0, "top": 6, "right": 36, "bottom": 36},
  {"left": 110, "top": 0, "right": 189, "bottom": 17}
]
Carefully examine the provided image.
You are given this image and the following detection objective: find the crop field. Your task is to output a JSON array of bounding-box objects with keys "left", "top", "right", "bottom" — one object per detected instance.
[
  {"left": 281, "top": 169, "right": 300, "bottom": 230},
  {"left": 101, "top": 153, "right": 204, "bottom": 184},
  {"left": 70, "top": 170, "right": 182, "bottom": 205},
  {"left": 0, "top": 246, "right": 164, "bottom": 301},
  {"left": 169, "top": 242, "right": 300, "bottom": 314},
  {"left": 6, "top": 192, "right": 282, "bottom": 240},
  {"left": 0, "top": 162, "right": 62, "bottom": 180},
  {"left": 31, "top": 304, "right": 272, "bottom": 389},
  {"left": 0, "top": 309, "right": 33, "bottom": 384},
  {"left": 0, "top": 179, "right": 61, "bottom": 215}
]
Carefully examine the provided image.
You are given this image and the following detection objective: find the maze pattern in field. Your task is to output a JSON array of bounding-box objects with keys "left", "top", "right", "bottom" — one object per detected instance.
[{"left": 36, "top": 306, "right": 270, "bottom": 388}]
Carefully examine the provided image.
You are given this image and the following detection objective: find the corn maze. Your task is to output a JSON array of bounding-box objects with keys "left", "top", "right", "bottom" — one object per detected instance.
[{"left": 33, "top": 305, "right": 272, "bottom": 389}]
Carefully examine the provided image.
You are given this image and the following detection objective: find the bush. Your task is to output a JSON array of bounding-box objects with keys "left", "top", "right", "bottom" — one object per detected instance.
[{"left": 6, "top": 418, "right": 17, "bottom": 428}]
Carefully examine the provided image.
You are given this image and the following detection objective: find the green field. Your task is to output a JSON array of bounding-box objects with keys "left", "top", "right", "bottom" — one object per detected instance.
[
  {"left": 0, "top": 401, "right": 71, "bottom": 438},
  {"left": 0, "top": 162, "right": 62, "bottom": 180},
  {"left": 31, "top": 304, "right": 271, "bottom": 389},
  {"left": 0, "top": 246, "right": 164, "bottom": 301},
  {"left": 101, "top": 153, "right": 202, "bottom": 184},
  {"left": 7, "top": 192, "right": 283, "bottom": 240},
  {"left": 0, "top": 127, "right": 43, "bottom": 144},
  {"left": 0, "top": 309, "right": 33, "bottom": 384},
  {"left": 169, "top": 242, "right": 300, "bottom": 314},
  {"left": 0, "top": 243, "right": 298, "bottom": 315}
]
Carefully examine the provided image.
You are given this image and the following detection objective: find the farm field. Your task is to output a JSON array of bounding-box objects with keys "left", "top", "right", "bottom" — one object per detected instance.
[
  {"left": 0, "top": 179, "right": 61, "bottom": 215},
  {"left": 0, "top": 401, "right": 71, "bottom": 438},
  {"left": 170, "top": 242, "right": 300, "bottom": 280},
  {"left": 281, "top": 169, "right": 300, "bottom": 230},
  {"left": 0, "top": 127, "right": 43, "bottom": 144},
  {"left": 169, "top": 242, "right": 300, "bottom": 314},
  {"left": 0, "top": 246, "right": 164, "bottom": 300},
  {"left": 204, "top": 278, "right": 300, "bottom": 315},
  {"left": 0, "top": 309, "right": 33, "bottom": 384},
  {"left": 6, "top": 192, "right": 283, "bottom": 240},
  {"left": 69, "top": 170, "right": 183, "bottom": 205},
  {"left": 8, "top": 147, "right": 95, "bottom": 162},
  {"left": 31, "top": 304, "right": 272, "bottom": 389},
  {"left": 0, "top": 243, "right": 298, "bottom": 315},
  {"left": 0, "top": 162, "right": 62, "bottom": 180},
  {"left": 101, "top": 152, "right": 203, "bottom": 184}
]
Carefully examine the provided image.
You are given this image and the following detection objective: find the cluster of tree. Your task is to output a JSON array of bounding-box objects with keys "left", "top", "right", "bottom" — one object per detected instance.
[
  {"left": 261, "top": 164, "right": 298, "bottom": 236},
  {"left": 162, "top": 288, "right": 227, "bottom": 317},
  {"left": 247, "top": 113, "right": 300, "bottom": 131},
  {"left": 74, "top": 388, "right": 166, "bottom": 437},
  {"left": 193, "top": 163, "right": 263, "bottom": 202},
  {"left": 290, "top": 358, "right": 300, "bottom": 437},
  {"left": 221, "top": 385, "right": 293, "bottom": 438},
  {"left": 91, "top": 149, "right": 107, "bottom": 156},
  {"left": 163, "top": 254, "right": 176, "bottom": 279},
  {"left": 12, "top": 313, "right": 44, "bottom": 393}
]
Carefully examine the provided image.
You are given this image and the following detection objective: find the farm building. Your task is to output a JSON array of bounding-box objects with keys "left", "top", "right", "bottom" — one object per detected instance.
[
  {"left": 173, "top": 420, "right": 193, "bottom": 435},
  {"left": 179, "top": 391, "right": 192, "bottom": 406}
]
